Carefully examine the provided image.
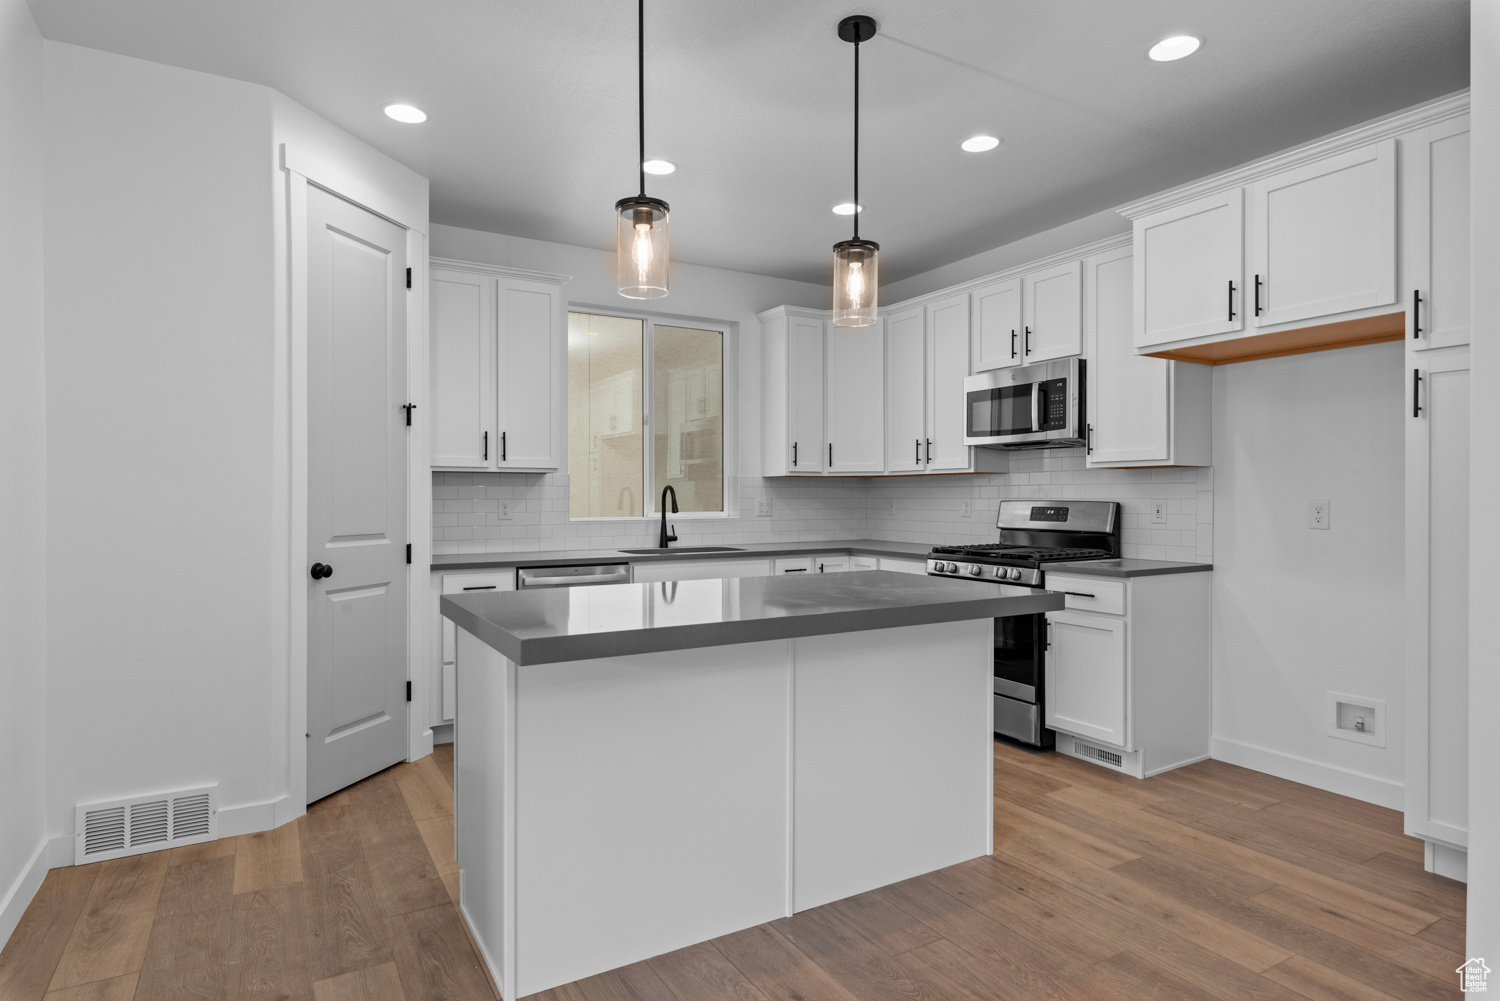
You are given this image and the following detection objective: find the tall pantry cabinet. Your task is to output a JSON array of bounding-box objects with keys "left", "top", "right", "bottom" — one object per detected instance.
[{"left": 1403, "top": 113, "right": 1471, "bottom": 881}]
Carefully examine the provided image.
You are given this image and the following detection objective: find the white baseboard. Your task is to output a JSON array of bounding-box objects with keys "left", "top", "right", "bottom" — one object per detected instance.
[
  {"left": 0, "top": 835, "right": 73, "bottom": 948},
  {"left": 1210, "top": 736, "right": 1404, "bottom": 810},
  {"left": 216, "top": 795, "right": 290, "bottom": 838},
  {"left": 1425, "top": 841, "right": 1468, "bottom": 883}
]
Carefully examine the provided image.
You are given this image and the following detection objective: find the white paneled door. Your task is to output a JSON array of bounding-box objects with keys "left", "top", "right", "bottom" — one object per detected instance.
[{"left": 306, "top": 187, "right": 409, "bottom": 804}]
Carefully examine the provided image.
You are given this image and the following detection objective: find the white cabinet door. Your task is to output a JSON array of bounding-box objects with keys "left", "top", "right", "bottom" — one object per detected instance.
[
  {"left": 1251, "top": 139, "right": 1397, "bottom": 328},
  {"left": 1408, "top": 118, "right": 1470, "bottom": 351},
  {"left": 1406, "top": 351, "right": 1470, "bottom": 848},
  {"left": 826, "top": 319, "right": 886, "bottom": 473},
  {"left": 788, "top": 314, "right": 826, "bottom": 473},
  {"left": 925, "top": 295, "right": 971, "bottom": 470},
  {"left": 1022, "top": 261, "right": 1083, "bottom": 362},
  {"left": 440, "top": 570, "right": 516, "bottom": 723},
  {"left": 774, "top": 557, "right": 815, "bottom": 574},
  {"left": 1046, "top": 610, "right": 1128, "bottom": 748},
  {"left": 631, "top": 559, "right": 773, "bottom": 582},
  {"left": 816, "top": 556, "right": 849, "bottom": 573},
  {"left": 850, "top": 556, "right": 878, "bottom": 571},
  {"left": 496, "top": 279, "right": 559, "bottom": 469},
  {"left": 970, "top": 278, "right": 1023, "bottom": 372},
  {"left": 1086, "top": 245, "right": 1171, "bottom": 465},
  {"left": 431, "top": 268, "right": 494, "bottom": 468},
  {"left": 884, "top": 305, "right": 926, "bottom": 473},
  {"left": 1132, "top": 189, "right": 1245, "bottom": 350}
]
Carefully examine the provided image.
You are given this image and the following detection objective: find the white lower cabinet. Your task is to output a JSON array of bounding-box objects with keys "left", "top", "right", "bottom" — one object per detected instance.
[
  {"left": 850, "top": 556, "right": 878, "bottom": 571},
  {"left": 1045, "top": 571, "right": 1211, "bottom": 778},
  {"left": 815, "top": 556, "right": 849, "bottom": 573},
  {"left": 774, "top": 557, "right": 815, "bottom": 575},
  {"left": 435, "top": 570, "right": 516, "bottom": 724},
  {"left": 631, "top": 559, "right": 773, "bottom": 582}
]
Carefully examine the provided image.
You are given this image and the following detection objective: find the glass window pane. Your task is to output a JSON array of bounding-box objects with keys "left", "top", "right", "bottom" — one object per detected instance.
[
  {"left": 568, "top": 311, "right": 644, "bottom": 518},
  {"left": 653, "top": 324, "right": 724, "bottom": 513}
]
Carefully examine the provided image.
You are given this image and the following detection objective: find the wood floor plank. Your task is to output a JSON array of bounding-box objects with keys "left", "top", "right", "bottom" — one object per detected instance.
[
  {"left": 645, "top": 940, "right": 772, "bottom": 1001},
  {"left": 227, "top": 883, "right": 311, "bottom": 1001},
  {"left": 921, "top": 862, "right": 1119, "bottom": 964},
  {"left": 48, "top": 853, "right": 169, "bottom": 992},
  {"left": 0, "top": 864, "right": 98, "bottom": 1001},
  {"left": 711, "top": 924, "right": 865, "bottom": 1001},
  {"left": 899, "top": 937, "right": 1093, "bottom": 1001},
  {"left": 1360, "top": 852, "right": 1469, "bottom": 909},
  {"left": 1071, "top": 950, "right": 1222, "bottom": 1001},
  {"left": 1048, "top": 784, "right": 1440, "bottom": 934},
  {"left": 393, "top": 759, "right": 452, "bottom": 824},
  {"left": 131, "top": 856, "right": 235, "bottom": 1001},
  {"left": 299, "top": 829, "right": 394, "bottom": 983},
  {"left": 301, "top": 793, "right": 356, "bottom": 849},
  {"left": 429, "top": 745, "right": 454, "bottom": 789},
  {"left": 39, "top": 972, "right": 138, "bottom": 1001},
  {"left": 819, "top": 889, "right": 944, "bottom": 957},
  {"left": 1415, "top": 916, "right": 1467, "bottom": 955},
  {"left": 1144, "top": 788, "right": 1387, "bottom": 866},
  {"left": 439, "top": 871, "right": 459, "bottom": 908},
  {"left": 386, "top": 905, "right": 496, "bottom": 1001},
  {"left": 772, "top": 906, "right": 967, "bottom": 1001},
  {"left": 412, "top": 817, "right": 456, "bottom": 877},
  {"left": 993, "top": 798, "right": 1140, "bottom": 869},
  {"left": 166, "top": 839, "right": 237, "bottom": 869},
  {"left": 346, "top": 772, "right": 449, "bottom": 919},
  {"left": 992, "top": 743, "right": 1165, "bottom": 808},
  {"left": 311, "top": 962, "right": 407, "bottom": 1001},
  {"left": 1251, "top": 884, "right": 1463, "bottom": 982},
  {"left": 1261, "top": 803, "right": 1424, "bottom": 863},
  {"left": 1192, "top": 761, "right": 1408, "bottom": 837},
  {"left": 1146, "top": 766, "right": 1284, "bottom": 810},
  {"left": 1261, "top": 955, "right": 1405, "bottom": 1001},
  {"left": 989, "top": 827, "right": 1294, "bottom": 973},
  {"left": 232, "top": 822, "right": 304, "bottom": 895}
]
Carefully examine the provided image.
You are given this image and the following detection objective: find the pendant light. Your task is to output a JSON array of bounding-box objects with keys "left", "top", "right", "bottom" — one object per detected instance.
[
  {"left": 616, "top": 0, "right": 669, "bottom": 299},
  {"left": 832, "top": 14, "right": 878, "bottom": 328}
]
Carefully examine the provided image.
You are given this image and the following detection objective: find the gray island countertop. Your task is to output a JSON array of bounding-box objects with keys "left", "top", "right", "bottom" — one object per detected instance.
[
  {"left": 440, "top": 569, "right": 1064, "bottom": 665},
  {"left": 431, "top": 539, "right": 932, "bottom": 571}
]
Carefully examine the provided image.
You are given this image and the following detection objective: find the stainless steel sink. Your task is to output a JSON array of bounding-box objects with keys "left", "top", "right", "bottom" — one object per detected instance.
[{"left": 618, "top": 546, "right": 746, "bottom": 555}]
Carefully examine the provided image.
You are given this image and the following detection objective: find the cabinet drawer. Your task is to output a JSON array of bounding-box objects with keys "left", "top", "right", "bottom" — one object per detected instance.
[
  {"left": 774, "top": 557, "right": 814, "bottom": 574},
  {"left": 441, "top": 570, "right": 516, "bottom": 594},
  {"left": 1047, "top": 575, "right": 1125, "bottom": 615}
]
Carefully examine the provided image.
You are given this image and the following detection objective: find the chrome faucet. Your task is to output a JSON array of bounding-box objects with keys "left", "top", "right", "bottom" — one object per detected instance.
[{"left": 659, "top": 485, "right": 678, "bottom": 549}]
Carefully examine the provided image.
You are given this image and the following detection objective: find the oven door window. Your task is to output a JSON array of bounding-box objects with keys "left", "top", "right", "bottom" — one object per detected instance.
[
  {"left": 994, "top": 612, "right": 1044, "bottom": 702},
  {"left": 968, "top": 384, "right": 1034, "bottom": 437}
]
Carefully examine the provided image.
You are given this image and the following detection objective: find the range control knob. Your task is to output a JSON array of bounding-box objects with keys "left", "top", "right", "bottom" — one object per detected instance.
[
  {"left": 994, "top": 567, "right": 1008, "bottom": 579},
  {"left": 1007, "top": 568, "right": 1022, "bottom": 581},
  {"left": 968, "top": 564, "right": 982, "bottom": 577}
]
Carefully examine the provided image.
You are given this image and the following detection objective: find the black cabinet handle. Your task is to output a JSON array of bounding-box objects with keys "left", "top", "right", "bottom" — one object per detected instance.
[
  {"left": 1062, "top": 590, "right": 1096, "bottom": 599},
  {"left": 792, "top": 441, "right": 798, "bottom": 467},
  {"left": 1227, "top": 280, "right": 1236, "bottom": 322},
  {"left": 1011, "top": 329, "right": 1017, "bottom": 359},
  {"left": 310, "top": 562, "right": 333, "bottom": 580},
  {"left": 1024, "top": 326, "right": 1032, "bottom": 355},
  {"left": 1413, "top": 290, "right": 1422, "bottom": 339},
  {"left": 483, "top": 431, "right": 488, "bottom": 461},
  {"left": 829, "top": 443, "right": 833, "bottom": 466},
  {"left": 1413, "top": 368, "right": 1423, "bottom": 418},
  {"left": 501, "top": 431, "right": 507, "bottom": 462},
  {"left": 1086, "top": 424, "right": 1093, "bottom": 455},
  {"left": 915, "top": 438, "right": 920, "bottom": 464},
  {"left": 784, "top": 567, "right": 808, "bottom": 573},
  {"left": 1254, "top": 274, "right": 1263, "bottom": 317},
  {"left": 925, "top": 438, "right": 932, "bottom": 463},
  {"left": 461, "top": 585, "right": 496, "bottom": 591}
]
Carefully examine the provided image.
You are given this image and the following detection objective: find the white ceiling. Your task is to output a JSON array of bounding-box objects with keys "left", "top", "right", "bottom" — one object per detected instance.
[{"left": 28, "top": 0, "right": 1468, "bottom": 284}]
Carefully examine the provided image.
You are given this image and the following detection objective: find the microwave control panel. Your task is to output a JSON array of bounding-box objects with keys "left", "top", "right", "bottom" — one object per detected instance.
[{"left": 1040, "top": 378, "right": 1069, "bottom": 430}]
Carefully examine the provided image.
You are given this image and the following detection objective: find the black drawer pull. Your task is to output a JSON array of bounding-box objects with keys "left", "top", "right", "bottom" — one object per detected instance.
[
  {"left": 1413, "top": 368, "right": 1423, "bottom": 418},
  {"left": 1413, "top": 290, "right": 1422, "bottom": 339},
  {"left": 783, "top": 568, "right": 808, "bottom": 573},
  {"left": 461, "top": 585, "right": 497, "bottom": 591},
  {"left": 1062, "top": 591, "right": 1097, "bottom": 599},
  {"left": 1227, "top": 280, "right": 1236, "bottom": 322}
]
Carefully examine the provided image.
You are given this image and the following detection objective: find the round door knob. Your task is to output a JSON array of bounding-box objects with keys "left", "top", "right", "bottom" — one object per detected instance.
[
  {"left": 968, "top": 565, "right": 982, "bottom": 576},
  {"left": 310, "top": 562, "right": 333, "bottom": 580}
]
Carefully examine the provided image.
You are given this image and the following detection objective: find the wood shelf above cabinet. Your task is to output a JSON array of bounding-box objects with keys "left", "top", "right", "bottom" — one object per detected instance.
[{"left": 1145, "top": 310, "right": 1405, "bottom": 366}]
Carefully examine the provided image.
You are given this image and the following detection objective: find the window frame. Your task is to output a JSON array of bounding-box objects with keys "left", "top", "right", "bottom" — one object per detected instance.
[{"left": 565, "top": 304, "right": 735, "bottom": 522}]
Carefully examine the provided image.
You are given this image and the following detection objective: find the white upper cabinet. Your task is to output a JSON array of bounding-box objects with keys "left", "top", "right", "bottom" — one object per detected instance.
[
  {"left": 1406, "top": 116, "right": 1470, "bottom": 351},
  {"left": 970, "top": 277, "right": 1023, "bottom": 372},
  {"left": 1133, "top": 189, "right": 1245, "bottom": 351},
  {"left": 761, "top": 307, "right": 827, "bottom": 475},
  {"left": 1022, "top": 261, "right": 1083, "bottom": 362},
  {"left": 884, "top": 305, "right": 926, "bottom": 473},
  {"left": 430, "top": 260, "right": 563, "bottom": 472},
  {"left": 826, "top": 318, "right": 886, "bottom": 474},
  {"left": 1249, "top": 139, "right": 1397, "bottom": 328},
  {"left": 1085, "top": 244, "right": 1211, "bottom": 468},
  {"left": 925, "top": 295, "right": 972, "bottom": 470},
  {"left": 431, "top": 268, "right": 494, "bottom": 468}
]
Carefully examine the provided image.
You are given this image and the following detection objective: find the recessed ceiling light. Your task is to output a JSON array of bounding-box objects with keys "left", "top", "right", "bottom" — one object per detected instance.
[
  {"left": 383, "top": 103, "right": 427, "bottom": 124},
  {"left": 1148, "top": 35, "right": 1201, "bottom": 62},
  {"left": 832, "top": 203, "right": 863, "bottom": 215},
  {"left": 642, "top": 159, "right": 676, "bottom": 175},
  {"left": 961, "top": 135, "right": 1001, "bottom": 153}
]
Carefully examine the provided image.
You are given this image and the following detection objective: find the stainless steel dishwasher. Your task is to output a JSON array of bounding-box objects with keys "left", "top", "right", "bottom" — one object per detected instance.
[{"left": 516, "top": 563, "right": 632, "bottom": 589}]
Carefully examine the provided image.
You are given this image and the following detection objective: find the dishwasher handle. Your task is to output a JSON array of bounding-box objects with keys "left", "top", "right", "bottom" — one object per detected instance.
[{"left": 517, "top": 564, "right": 632, "bottom": 588}]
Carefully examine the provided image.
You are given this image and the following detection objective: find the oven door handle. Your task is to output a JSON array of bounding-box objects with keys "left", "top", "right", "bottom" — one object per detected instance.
[{"left": 1045, "top": 619, "right": 1051, "bottom": 651}]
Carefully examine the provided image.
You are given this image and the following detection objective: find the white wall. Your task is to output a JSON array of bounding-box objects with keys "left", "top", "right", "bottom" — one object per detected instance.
[
  {"left": 1209, "top": 343, "right": 1406, "bottom": 808},
  {"left": 1466, "top": 0, "right": 1498, "bottom": 965},
  {"left": 0, "top": 0, "right": 50, "bottom": 946}
]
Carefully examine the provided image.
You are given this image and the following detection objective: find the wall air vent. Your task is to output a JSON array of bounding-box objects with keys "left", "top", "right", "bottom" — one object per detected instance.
[
  {"left": 1073, "top": 741, "right": 1124, "bottom": 769},
  {"left": 74, "top": 785, "right": 218, "bottom": 865}
]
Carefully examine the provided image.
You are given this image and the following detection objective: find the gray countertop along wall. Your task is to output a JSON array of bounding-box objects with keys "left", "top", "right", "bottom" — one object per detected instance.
[
  {"left": 1047, "top": 558, "right": 1214, "bottom": 578},
  {"left": 431, "top": 539, "right": 933, "bottom": 571},
  {"left": 440, "top": 571, "right": 1064, "bottom": 665}
]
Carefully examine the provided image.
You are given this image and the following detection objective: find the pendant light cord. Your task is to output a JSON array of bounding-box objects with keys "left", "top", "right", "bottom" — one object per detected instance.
[
  {"left": 852, "top": 34, "right": 860, "bottom": 240},
  {"left": 638, "top": 0, "right": 646, "bottom": 197}
]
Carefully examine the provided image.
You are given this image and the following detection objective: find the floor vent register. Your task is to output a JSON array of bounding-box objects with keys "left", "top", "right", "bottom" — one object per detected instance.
[{"left": 74, "top": 784, "right": 218, "bottom": 864}]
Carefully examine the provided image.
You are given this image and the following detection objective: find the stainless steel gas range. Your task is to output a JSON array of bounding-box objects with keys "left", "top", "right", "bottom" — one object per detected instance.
[{"left": 926, "top": 500, "right": 1121, "bottom": 748}]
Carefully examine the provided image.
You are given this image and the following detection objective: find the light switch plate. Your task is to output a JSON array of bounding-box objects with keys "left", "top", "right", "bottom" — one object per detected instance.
[{"left": 1309, "top": 500, "right": 1330, "bottom": 530}]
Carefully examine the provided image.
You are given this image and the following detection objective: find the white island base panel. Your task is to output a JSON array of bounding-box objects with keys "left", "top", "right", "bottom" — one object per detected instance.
[{"left": 454, "top": 619, "right": 994, "bottom": 999}]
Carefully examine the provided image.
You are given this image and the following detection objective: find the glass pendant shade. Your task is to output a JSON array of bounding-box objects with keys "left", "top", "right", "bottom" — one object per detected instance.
[
  {"left": 832, "top": 238, "right": 879, "bottom": 327},
  {"left": 616, "top": 196, "right": 670, "bottom": 299}
]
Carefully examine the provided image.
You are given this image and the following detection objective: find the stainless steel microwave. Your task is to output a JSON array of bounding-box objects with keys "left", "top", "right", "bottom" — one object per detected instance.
[{"left": 963, "top": 358, "right": 1086, "bottom": 449}]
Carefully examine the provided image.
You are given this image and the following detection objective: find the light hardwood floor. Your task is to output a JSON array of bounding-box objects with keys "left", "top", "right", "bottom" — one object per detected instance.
[{"left": 0, "top": 741, "right": 1466, "bottom": 1001}]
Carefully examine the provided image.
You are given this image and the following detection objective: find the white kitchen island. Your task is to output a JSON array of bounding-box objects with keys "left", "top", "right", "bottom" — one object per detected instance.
[{"left": 440, "top": 570, "right": 1062, "bottom": 999}]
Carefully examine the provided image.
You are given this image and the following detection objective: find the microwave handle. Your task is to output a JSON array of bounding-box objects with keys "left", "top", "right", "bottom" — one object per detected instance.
[{"left": 1030, "top": 385, "right": 1041, "bottom": 433}]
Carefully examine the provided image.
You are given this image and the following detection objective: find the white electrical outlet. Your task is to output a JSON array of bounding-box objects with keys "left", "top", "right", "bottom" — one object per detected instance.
[
  {"left": 1152, "top": 501, "right": 1167, "bottom": 524},
  {"left": 497, "top": 501, "right": 513, "bottom": 520},
  {"left": 755, "top": 497, "right": 772, "bottom": 517},
  {"left": 886, "top": 498, "right": 896, "bottom": 517},
  {"left": 961, "top": 500, "right": 972, "bottom": 519},
  {"left": 1309, "top": 500, "right": 1330, "bottom": 530}
]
